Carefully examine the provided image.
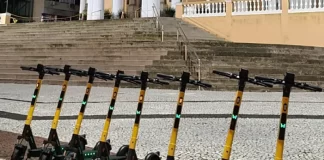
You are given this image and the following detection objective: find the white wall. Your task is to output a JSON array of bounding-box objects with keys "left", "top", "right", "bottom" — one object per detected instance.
[{"left": 141, "top": 0, "right": 160, "bottom": 17}]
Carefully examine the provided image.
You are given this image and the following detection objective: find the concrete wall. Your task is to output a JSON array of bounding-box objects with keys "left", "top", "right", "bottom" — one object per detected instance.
[
  {"left": 177, "top": 0, "right": 324, "bottom": 47},
  {"left": 33, "top": 0, "right": 45, "bottom": 21}
]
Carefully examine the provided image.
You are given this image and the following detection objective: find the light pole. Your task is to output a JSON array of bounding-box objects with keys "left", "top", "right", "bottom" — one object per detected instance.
[{"left": 5, "top": 0, "right": 9, "bottom": 13}]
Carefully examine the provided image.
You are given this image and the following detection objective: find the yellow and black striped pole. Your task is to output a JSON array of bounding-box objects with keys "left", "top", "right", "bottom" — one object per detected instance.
[
  {"left": 97, "top": 70, "right": 124, "bottom": 158},
  {"left": 275, "top": 73, "right": 294, "bottom": 160},
  {"left": 21, "top": 64, "right": 45, "bottom": 149},
  {"left": 126, "top": 71, "right": 149, "bottom": 160},
  {"left": 166, "top": 72, "right": 190, "bottom": 160},
  {"left": 67, "top": 67, "right": 96, "bottom": 160},
  {"left": 46, "top": 65, "right": 72, "bottom": 155},
  {"left": 222, "top": 69, "right": 248, "bottom": 160}
]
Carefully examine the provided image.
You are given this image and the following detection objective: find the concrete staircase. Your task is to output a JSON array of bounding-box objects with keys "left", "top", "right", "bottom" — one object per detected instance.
[
  {"left": 186, "top": 41, "right": 324, "bottom": 91},
  {"left": 1, "top": 17, "right": 323, "bottom": 91},
  {"left": 0, "top": 18, "right": 187, "bottom": 89}
]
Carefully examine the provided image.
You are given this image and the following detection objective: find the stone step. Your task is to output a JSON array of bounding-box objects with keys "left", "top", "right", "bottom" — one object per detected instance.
[
  {"left": 1, "top": 64, "right": 146, "bottom": 71},
  {"left": 0, "top": 68, "right": 139, "bottom": 74},
  {"left": 200, "top": 66, "right": 324, "bottom": 76},
  {"left": 0, "top": 27, "right": 156, "bottom": 33},
  {"left": 0, "top": 35, "right": 175, "bottom": 42},
  {"left": 192, "top": 46, "right": 324, "bottom": 55},
  {"left": 0, "top": 55, "right": 162, "bottom": 61},
  {"left": 207, "top": 61, "right": 323, "bottom": 69},
  {"left": 191, "top": 41, "right": 323, "bottom": 50},
  {"left": 0, "top": 60, "right": 154, "bottom": 66},
  {"left": 0, "top": 42, "right": 178, "bottom": 49},
  {"left": 0, "top": 50, "right": 169, "bottom": 56},
  {"left": 198, "top": 56, "right": 324, "bottom": 65},
  {"left": 0, "top": 19, "right": 156, "bottom": 29},
  {"left": 0, "top": 38, "right": 177, "bottom": 45},
  {"left": 150, "top": 60, "right": 187, "bottom": 66},
  {"left": 0, "top": 31, "right": 175, "bottom": 37}
]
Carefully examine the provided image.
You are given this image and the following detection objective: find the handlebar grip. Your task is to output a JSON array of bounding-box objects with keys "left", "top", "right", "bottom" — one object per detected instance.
[
  {"left": 156, "top": 73, "right": 176, "bottom": 80},
  {"left": 254, "top": 76, "right": 276, "bottom": 82},
  {"left": 118, "top": 74, "right": 137, "bottom": 79},
  {"left": 47, "top": 70, "right": 60, "bottom": 75},
  {"left": 44, "top": 66, "right": 61, "bottom": 72},
  {"left": 212, "top": 70, "right": 232, "bottom": 78},
  {"left": 256, "top": 81, "right": 273, "bottom": 88},
  {"left": 124, "top": 78, "right": 141, "bottom": 85},
  {"left": 295, "top": 83, "right": 323, "bottom": 92},
  {"left": 20, "top": 66, "right": 33, "bottom": 71}
]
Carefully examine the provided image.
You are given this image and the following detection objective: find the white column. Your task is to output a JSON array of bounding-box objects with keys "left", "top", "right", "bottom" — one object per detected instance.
[
  {"left": 79, "top": 0, "right": 86, "bottom": 14},
  {"left": 112, "top": 0, "right": 124, "bottom": 18},
  {"left": 87, "top": 0, "right": 104, "bottom": 20},
  {"left": 87, "top": 0, "right": 93, "bottom": 20}
]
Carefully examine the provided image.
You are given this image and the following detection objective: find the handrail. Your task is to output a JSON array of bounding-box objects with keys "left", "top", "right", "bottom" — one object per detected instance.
[
  {"left": 91, "top": 9, "right": 102, "bottom": 19},
  {"left": 176, "top": 22, "right": 202, "bottom": 90},
  {"left": 152, "top": 3, "right": 164, "bottom": 42},
  {"left": 135, "top": 7, "right": 141, "bottom": 18}
]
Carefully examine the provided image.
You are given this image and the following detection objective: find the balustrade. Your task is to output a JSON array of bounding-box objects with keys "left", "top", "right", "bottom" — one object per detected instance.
[
  {"left": 289, "top": 0, "right": 324, "bottom": 12},
  {"left": 232, "top": 0, "right": 282, "bottom": 15},
  {"left": 183, "top": 2, "right": 226, "bottom": 17}
]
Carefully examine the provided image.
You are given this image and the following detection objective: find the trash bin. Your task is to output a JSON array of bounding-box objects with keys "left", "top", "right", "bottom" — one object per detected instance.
[{"left": 0, "top": 13, "right": 11, "bottom": 25}]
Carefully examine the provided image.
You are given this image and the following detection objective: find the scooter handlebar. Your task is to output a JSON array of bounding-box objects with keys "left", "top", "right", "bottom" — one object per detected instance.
[
  {"left": 21, "top": 66, "right": 36, "bottom": 71},
  {"left": 21, "top": 66, "right": 60, "bottom": 75},
  {"left": 247, "top": 78, "right": 273, "bottom": 88},
  {"left": 156, "top": 73, "right": 178, "bottom": 81},
  {"left": 213, "top": 70, "right": 238, "bottom": 79},
  {"left": 294, "top": 82, "right": 323, "bottom": 92},
  {"left": 189, "top": 80, "right": 212, "bottom": 88},
  {"left": 148, "top": 78, "right": 170, "bottom": 85},
  {"left": 254, "top": 76, "right": 282, "bottom": 84}
]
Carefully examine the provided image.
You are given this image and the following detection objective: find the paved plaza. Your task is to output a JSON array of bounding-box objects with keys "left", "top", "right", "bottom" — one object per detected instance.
[{"left": 0, "top": 83, "right": 324, "bottom": 160}]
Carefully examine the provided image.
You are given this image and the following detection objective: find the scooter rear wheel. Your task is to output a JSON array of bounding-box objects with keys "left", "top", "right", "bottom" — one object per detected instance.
[{"left": 116, "top": 145, "right": 129, "bottom": 156}]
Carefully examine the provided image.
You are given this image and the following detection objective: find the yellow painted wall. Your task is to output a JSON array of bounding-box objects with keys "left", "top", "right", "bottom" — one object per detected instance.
[
  {"left": 104, "top": 0, "right": 113, "bottom": 11},
  {"left": 178, "top": 1, "right": 324, "bottom": 47}
]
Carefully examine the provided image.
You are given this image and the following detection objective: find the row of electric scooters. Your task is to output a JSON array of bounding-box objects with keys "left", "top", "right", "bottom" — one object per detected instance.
[{"left": 10, "top": 64, "right": 323, "bottom": 160}]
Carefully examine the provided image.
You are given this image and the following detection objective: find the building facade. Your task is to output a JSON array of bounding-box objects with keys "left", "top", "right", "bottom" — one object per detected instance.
[{"left": 0, "top": 0, "right": 183, "bottom": 22}]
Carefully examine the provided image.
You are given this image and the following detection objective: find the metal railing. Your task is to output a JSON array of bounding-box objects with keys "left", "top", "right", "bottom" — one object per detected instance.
[
  {"left": 176, "top": 22, "right": 202, "bottom": 90},
  {"left": 152, "top": 4, "right": 164, "bottom": 42},
  {"left": 151, "top": 4, "right": 202, "bottom": 90}
]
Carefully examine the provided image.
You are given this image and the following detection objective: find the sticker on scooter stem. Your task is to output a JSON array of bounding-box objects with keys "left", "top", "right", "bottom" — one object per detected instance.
[
  {"left": 283, "top": 103, "right": 288, "bottom": 111},
  {"left": 278, "top": 113, "right": 287, "bottom": 140}
]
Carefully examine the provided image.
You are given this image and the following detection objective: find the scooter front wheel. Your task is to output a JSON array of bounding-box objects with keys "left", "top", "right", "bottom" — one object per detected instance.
[
  {"left": 144, "top": 152, "right": 160, "bottom": 160},
  {"left": 11, "top": 145, "right": 27, "bottom": 160}
]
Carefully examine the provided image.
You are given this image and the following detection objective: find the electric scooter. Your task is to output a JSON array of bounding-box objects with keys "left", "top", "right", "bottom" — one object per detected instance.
[
  {"left": 212, "top": 69, "right": 273, "bottom": 160},
  {"left": 117, "top": 71, "right": 170, "bottom": 160},
  {"left": 11, "top": 64, "right": 60, "bottom": 160},
  {"left": 29, "top": 65, "right": 89, "bottom": 160},
  {"left": 62, "top": 67, "right": 97, "bottom": 160},
  {"left": 82, "top": 70, "right": 142, "bottom": 160},
  {"left": 254, "top": 73, "right": 322, "bottom": 160},
  {"left": 156, "top": 72, "right": 212, "bottom": 160}
]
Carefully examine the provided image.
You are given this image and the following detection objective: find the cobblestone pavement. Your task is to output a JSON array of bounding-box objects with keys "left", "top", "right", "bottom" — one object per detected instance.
[{"left": 0, "top": 83, "right": 324, "bottom": 160}]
